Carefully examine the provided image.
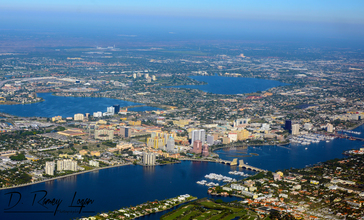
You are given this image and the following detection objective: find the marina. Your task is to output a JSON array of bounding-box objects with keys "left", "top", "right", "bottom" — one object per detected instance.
[{"left": 289, "top": 134, "right": 335, "bottom": 145}]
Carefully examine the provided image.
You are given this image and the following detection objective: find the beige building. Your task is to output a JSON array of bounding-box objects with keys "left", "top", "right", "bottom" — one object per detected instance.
[
  {"left": 237, "top": 129, "right": 250, "bottom": 141},
  {"left": 292, "top": 124, "right": 300, "bottom": 135},
  {"left": 57, "top": 159, "right": 77, "bottom": 171},
  {"left": 74, "top": 113, "right": 84, "bottom": 121},
  {"left": 45, "top": 161, "right": 55, "bottom": 176},
  {"left": 326, "top": 123, "right": 334, "bottom": 133},
  {"left": 95, "top": 129, "right": 114, "bottom": 140}
]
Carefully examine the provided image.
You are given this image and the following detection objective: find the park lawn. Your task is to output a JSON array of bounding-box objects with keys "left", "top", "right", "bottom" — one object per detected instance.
[
  {"left": 199, "top": 201, "right": 241, "bottom": 213},
  {"left": 194, "top": 210, "right": 220, "bottom": 220},
  {"left": 180, "top": 210, "right": 200, "bottom": 220},
  {"left": 161, "top": 205, "right": 193, "bottom": 220},
  {"left": 210, "top": 212, "right": 228, "bottom": 220}
]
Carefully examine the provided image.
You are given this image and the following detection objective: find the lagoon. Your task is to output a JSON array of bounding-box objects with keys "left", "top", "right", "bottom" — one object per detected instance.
[
  {"left": 170, "top": 75, "right": 287, "bottom": 94},
  {"left": 0, "top": 93, "right": 161, "bottom": 118}
]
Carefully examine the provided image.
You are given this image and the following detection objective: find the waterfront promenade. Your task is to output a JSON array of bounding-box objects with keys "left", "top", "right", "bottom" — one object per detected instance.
[{"left": 0, "top": 162, "right": 132, "bottom": 191}]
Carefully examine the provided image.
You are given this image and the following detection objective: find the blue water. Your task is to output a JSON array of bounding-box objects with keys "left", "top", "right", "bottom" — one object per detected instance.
[
  {"left": 170, "top": 75, "right": 287, "bottom": 94},
  {"left": 0, "top": 162, "right": 251, "bottom": 220},
  {"left": 1, "top": 123, "right": 364, "bottom": 220},
  {"left": 0, "top": 93, "right": 161, "bottom": 118},
  {"left": 216, "top": 124, "right": 364, "bottom": 171}
]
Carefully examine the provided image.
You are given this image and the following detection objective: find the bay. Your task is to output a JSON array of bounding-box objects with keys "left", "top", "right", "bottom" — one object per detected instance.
[
  {"left": 170, "top": 75, "right": 287, "bottom": 94},
  {"left": 0, "top": 93, "right": 161, "bottom": 118}
]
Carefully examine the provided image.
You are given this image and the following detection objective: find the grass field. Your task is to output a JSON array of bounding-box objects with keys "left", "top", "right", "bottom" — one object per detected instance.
[{"left": 161, "top": 199, "right": 263, "bottom": 220}]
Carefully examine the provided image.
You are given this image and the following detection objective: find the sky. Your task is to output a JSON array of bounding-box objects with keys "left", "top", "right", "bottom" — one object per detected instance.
[{"left": 1, "top": 0, "right": 364, "bottom": 44}]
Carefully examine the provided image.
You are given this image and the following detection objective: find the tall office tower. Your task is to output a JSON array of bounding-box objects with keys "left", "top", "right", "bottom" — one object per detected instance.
[
  {"left": 285, "top": 120, "right": 292, "bottom": 131},
  {"left": 206, "top": 135, "right": 214, "bottom": 145},
  {"left": 202, "top": 144, "right": 209, "bottom": 157},
  {"left": 326, "top": 123, "right": 334, "bottom": 133},
  {"left": 74, "top": 113, "right": 84, "bottom": 121},
  {"left": 192, "top": 140, "right": 202, "bottom": 154},
  {"left": 133, "top": 73, "right": 137, "bottom": 79},
  {"left": 166, "top": 136, "right": 175, "bottom": 152},
  {"left": 107, "top": 106, "right": 115, "bottom": 115},
  {"left": 121, "top": 126, "right": 130, "bottom": 138},
  {"left": 191, "top": 129, "right": 205, "bottom": 145},
  {"left": 113, "top": 105, "right": 120, "bottom": 114},
  {"left": 291, "top": 124, "right": 300, "bottom": 135},
  {"left": 45, "top": 161, "right": 55, "bottom": 176},
  {"left": 143, "top": 152, "right": 156, "bottom": 166}
]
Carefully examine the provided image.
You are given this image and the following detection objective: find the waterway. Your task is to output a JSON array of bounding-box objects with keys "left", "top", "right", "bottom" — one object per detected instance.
[
  {"left": 0, "top": 161, "right": 252, "bottom": 220},
  {"left": 170, "top": 75, "right": 287, "bottom": 94},
  {"left": 1, "top": 122, "right": 363, "bottom": 220},
  {"left": 0, "top": 93, "right": 161, "bottom": 118}
]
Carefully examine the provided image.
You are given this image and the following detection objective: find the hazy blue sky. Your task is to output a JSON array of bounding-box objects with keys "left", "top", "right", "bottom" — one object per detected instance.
[
  {"left": 2, "top": 0, "right": 364, "bottom": 23},
  {"left": 1, "top": 0, "right": 364, "bottom": 44}
]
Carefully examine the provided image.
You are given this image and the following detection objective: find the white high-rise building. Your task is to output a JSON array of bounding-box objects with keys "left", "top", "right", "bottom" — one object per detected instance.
[
  {"left": 292, "top": 124, "right": 300, "bottom": 135},
  {"left": 89, "top": 160, "right": 99, "bottom": 167},
  {"left": 191, "top": 129, "right": 206, "bottom": 145},
  {"left": 93, "top": 111, "right": 102, "bottom": 118},
  {"left": 107, "top": 106, "right": 115, "bottom": 115},
  {"left": 206, "top": 135, "right": 214, "bottom": 145},
  {"left": 166, "top": 136, "right": 175, "bottom": 152},
  {"left": 74, "top": 113, "right": 84, "bottom": 121},
  {"left": 326, "top": 123, "right": 334, "bottom": 133},
  {"left": 57, "top": 159, "right": 78, "bottom": 171},
  {"left": 143, "top": 152, "right": 156, "bottom": 166},
  {"left": 45, "top": 161, "right": 55, "bottom": 176}
]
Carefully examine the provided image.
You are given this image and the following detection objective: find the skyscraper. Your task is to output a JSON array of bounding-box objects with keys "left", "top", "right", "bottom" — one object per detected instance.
[
  {"left": 191, "top": 129, "right": 205, "bottom": 145},
  {"left": 191, "top": 140, "right": 202, "bottom": 154},
  {"left": 292, "top": 124, "right": 300, "bottom": 135},
  {"left": 143, "top": 152, "right": 156, "bottom": 166},
  {"left": 285, "top": 120, "right": 292, "bottom": 131},
  {"left": 45, "top": 161, "right": 55, "bottom": 176},
  {"left": 202, "top": 144, "right": 209, "bottom": 157},
  {"left": 120, "top": 126, "right": 130, "bottom": 138},
  {"left": 113, "top": 104, "right": 120, "bottom": 114},
  {"left": 166, "top": 136, "right": 175, "bottom": 152}
]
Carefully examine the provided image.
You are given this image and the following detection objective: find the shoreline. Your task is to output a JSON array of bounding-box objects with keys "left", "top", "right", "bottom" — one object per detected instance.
[{"left": 0, "top": 162, "right": 132, "bottom": 191}]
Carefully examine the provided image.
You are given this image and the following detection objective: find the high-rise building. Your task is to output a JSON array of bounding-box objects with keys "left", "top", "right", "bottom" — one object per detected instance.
[
  {"left": 120, "top": 126, "right": 130, "bottom": 138},
  {"left": 292, "top": 124, "right": 300, "bottom": 135},
  {"left": 285, "top": 120, "right": 292, "bottom": 131},
  {"left": 113, "top": 105, "right": 120, "bottom": 114},
  {"left": 57, "top": 159, "right": 78, "bottom": 171},
  {"left": 74, "top": 113, "right": 84, "bottom": 121},
  {"left": 89, "top": 160, "right": 99, "bottom": 167},
  {"left": 326, "top": 123, "right": 334, "bottom": 133},
  {"left": 237, "top": 129, "right": 250, "bottom": 141},
  {"left": 191, "top": 129, "right": 205, "bottom": 145},
  {"left": 166, "top": 136, "right": 175, "bottom": 152},
  {"left": 45, "top": 161, "right": 55, "bottom": 176},
  {"left": 202, "top": 144, "right": 209, "bottom": 157},
  {"left": 143, "top": 152, "right": 156, "bottom": 166},
  {"left": 93, "top": 111, "right": 103, "bottom": 118},
  {"left": 191, "top": 140, "right": 202, "bottom": 154},
  {"left": 107, "top": 106, "right": 115, "bottom": 115},
  {"left": 206, "top": 135, "right": 214, "bottom": 145}
]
